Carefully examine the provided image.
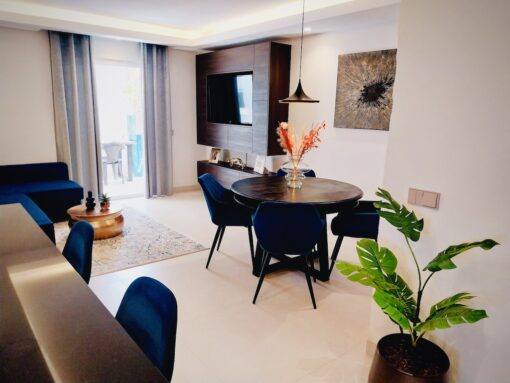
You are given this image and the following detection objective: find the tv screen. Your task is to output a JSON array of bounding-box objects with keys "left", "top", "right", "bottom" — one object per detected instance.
[{"left": 207, "top": 72, "right": 253, "bottom": 126}]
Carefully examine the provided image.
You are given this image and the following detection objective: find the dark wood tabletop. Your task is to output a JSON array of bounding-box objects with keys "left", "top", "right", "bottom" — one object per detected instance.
[
  {"left": 231, "top": 176, "right": 363, "bottom": 281},
  {"left": 231, "top": 176, "right": 363, "bottom": 213},
  {"left": 0, "top": 204, "right": 166, "bottom": 382}
]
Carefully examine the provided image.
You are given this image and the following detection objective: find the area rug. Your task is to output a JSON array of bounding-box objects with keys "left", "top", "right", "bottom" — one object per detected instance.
[{"left": 55, "top": 207, "right": 207, "bottom": 277}]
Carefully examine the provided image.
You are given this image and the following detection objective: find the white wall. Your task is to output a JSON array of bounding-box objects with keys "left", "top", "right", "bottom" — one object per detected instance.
[
  {"left": 0, "top": 27, "right": 56, "bottom": 165},
  {"left": 169, "top": 48, "right": 203, "bottom": 189},
  {"left": 282, "top": 19, "right": 398, "bottom": 199},
  {"left": 369, "top": 0, "right": 510, "bottom": 381}
]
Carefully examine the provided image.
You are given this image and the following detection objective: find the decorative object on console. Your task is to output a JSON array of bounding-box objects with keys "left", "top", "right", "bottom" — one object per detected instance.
[
  {"left": 99, "top": 193, "right": 111, "bottom": 212},
  {"left": 253, "top": 156, "right": 266, "bottom": 175},
  {"left": 276, "top": 121, "right": 325, "bottom": 188},
  {"left": 209, "top": 147, "right": 221, "bottom": 164},
  {"left": 334, "top": 49, "right": 396, "bottom": 130},
  {"left": 229, "top": 157, "right": 246, "bottom": 170},
  {"left": 280, "top": 0, "right": 319, "bottom": 103},
  {"left": 85, "top": 190, "right": 96, "bottom": 211},
  {"left": 337, "top": 188, "right": 498, "bottom": 382}
]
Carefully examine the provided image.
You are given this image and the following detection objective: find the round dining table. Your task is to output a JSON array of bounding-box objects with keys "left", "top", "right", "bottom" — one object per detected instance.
[{"left": 231, "top": 176, "right": 363, "bottom": 282}]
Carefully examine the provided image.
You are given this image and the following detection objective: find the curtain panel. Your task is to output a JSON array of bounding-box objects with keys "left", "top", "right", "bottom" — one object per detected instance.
[
  {"left": 142, "top": 44, "right": 173, "bottom": 197},
  {"left": 49, "top": 32, "right": 101, "bottom": 195}
]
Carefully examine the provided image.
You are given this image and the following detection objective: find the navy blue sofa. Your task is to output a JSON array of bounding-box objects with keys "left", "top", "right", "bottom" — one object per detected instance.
[{"left": 0, "top": 162, "right": 84, "bottom": 242}]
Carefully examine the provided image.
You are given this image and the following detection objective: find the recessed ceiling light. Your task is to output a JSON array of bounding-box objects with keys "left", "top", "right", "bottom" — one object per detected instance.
[{"left": 304, "top": 27, "right": 312, "bottom": 33}]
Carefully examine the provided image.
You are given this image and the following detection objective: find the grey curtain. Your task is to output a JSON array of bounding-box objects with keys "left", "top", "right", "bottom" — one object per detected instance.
[
  {"left": 49, "top": 32, "right": 101, "bottom": 195},
  {"left": 142, "top": 43, "right": 173, "bottom": 197}
]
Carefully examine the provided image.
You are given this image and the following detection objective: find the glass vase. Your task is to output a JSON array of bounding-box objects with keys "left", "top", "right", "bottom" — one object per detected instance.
[{"left": 280, "top": 155, "right": 310, "bottom": 189}]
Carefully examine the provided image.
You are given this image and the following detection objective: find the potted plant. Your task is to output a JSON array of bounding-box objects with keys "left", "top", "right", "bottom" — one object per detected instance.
[
  {"left": 99, "top": 193, "right": 110, "bottom": 212},
  {"left": 337, "top": 188, "right": 498, "bottom": 383}
]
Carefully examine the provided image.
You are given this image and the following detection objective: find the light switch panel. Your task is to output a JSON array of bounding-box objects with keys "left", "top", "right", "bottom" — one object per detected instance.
[{"left": 408, "top": 188, "right": 440, "bottom": 209}]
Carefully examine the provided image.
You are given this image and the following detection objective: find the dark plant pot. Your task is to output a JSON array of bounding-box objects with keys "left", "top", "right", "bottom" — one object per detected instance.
[
  {"left": 368, "top": 334, "right": 450, "bottom": 383},
  {"left": 100, "top": 201, "right": 110, "bottom": 212}
]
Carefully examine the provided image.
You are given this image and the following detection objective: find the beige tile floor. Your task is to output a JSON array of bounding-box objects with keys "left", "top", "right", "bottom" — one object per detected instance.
[{"left": 89, "top": 191, "right": 373, "bottom": 383}]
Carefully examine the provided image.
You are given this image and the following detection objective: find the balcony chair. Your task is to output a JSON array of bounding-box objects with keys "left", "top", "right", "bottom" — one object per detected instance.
[
  {"left": 116, "top": 277, "right": 178, "bottom": 381},
  {"left": 102, "top": 143, "right": 125, "bottom": 185},
  {"left": 252, "top": 202, "right": 325, "bottom": 309},
  {"left": 198, "top": 173, "right": 255, "bottom": 269}
]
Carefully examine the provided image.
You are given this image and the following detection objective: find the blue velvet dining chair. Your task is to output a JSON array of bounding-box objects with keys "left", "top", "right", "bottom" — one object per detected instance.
[
  {"left": 116, "top": 277, "right": 178, "bottom": 382},
  {"left": 62, "top": 221, "right": 94, "bottom": 284},
  {"left": 276, "top": 168, "right": 316, "bottom": 177},
  {"left": 329, "top": 200, "right": 380, "bottom": 274},
  {"left": 198, "top": 173, "right": 255, "bottom": 269},
  {"left": 252, "top": 202, "right": 325, "bottom": 309}
]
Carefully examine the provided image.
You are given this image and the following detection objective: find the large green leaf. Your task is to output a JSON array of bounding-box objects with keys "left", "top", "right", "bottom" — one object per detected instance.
[
  {"left": 373, "top": 289, "right": 411, "bottom": 330},
  {"left": 374, "top": 188, "right": 424, "bottom": 242},
  {"left": 424, "top": 239, "right": 499, "bottom": 272},
  {"left": 336, "top": 261, "right": 397, "bottom": 290},
  {"left": 386, "top": 273, "right": 417, "bottom": 319},
  {"left": 414, "top": 305, "right": 488, "bottom": 333},
  {"left": 356, "top": 239, "right": 397, "bottom": 277},
  {"left": 429, "top": 292, "right": 474, "bottom": 315}
]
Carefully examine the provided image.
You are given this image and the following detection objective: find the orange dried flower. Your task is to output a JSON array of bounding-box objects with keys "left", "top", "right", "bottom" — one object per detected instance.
[{"left": 276, "top": 121, "right": 326, "bottom": 160}]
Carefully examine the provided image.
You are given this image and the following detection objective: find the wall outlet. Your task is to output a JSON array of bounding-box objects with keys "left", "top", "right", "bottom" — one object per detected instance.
[{"left": 408, "top": 188, "right": 440, "bottom": 209}]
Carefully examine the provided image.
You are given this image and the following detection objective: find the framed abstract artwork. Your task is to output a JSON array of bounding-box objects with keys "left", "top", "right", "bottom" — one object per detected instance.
[{"left": 334, "top": 49, "right": 397, "bottom": 131}]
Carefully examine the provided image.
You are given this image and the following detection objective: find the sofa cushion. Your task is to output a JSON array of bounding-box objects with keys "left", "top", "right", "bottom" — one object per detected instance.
[
  {"left": 0, "top": 162, "right": 70, "bottom": 185},
  {"left": 0, "top": 180, "right": 83, "bottom": 222},
  {"left": 0, "top": 194, "right": 55, "bottom": 243}
]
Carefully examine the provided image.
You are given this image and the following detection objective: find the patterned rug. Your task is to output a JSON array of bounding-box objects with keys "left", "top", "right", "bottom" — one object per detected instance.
[{"left": 55, "top": 207, "right": 207, "bottom": 277}]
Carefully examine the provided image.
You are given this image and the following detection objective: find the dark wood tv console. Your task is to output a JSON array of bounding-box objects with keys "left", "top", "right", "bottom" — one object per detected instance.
[
  {"left": 196, "top": 41, "right": 290, "bottom": 156},
  {"left": 197, "top": 160, "right": 274, "bottom": 188}
]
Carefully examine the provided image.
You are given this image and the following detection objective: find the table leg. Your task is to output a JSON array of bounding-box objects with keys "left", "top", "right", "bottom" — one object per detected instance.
[{"left": 126, "top": 145, "right": 133, "bottom": 182}]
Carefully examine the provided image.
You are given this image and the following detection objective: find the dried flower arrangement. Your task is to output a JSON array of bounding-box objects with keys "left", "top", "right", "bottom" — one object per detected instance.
[{"left": 276, "top": 121, "right": 326, "bottom": 162}]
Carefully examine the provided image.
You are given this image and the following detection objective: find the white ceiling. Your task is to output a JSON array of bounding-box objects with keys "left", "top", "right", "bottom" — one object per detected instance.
[
  {"left": 15, "top": 0, "right": 294, "bottom": 29},
  {"left": 0, "top": 0, "right": 400, "bottom": 48}
]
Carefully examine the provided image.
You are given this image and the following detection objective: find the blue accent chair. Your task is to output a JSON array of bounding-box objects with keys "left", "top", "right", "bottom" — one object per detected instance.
[
  {"left": 198, "top": 173, "right": 255, "bottom": 269},
  {"left": 276, "top": 168, "right": 316, "bottom": 177},
  {"left": 329, "top": 201, "right": 380, "bottom": 274},
  {"left": 62, "top": 221, "right": 94, "bottom": 284},
  {"left": 116, "top": 277, "right": 178, "bottom": 381},
  {"left": 252, "top": 202, "right": 325, "bottom": 309}
]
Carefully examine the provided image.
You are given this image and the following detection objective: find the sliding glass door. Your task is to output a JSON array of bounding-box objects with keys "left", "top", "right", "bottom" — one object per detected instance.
[{"left": 94, "top": 45, "right": 145, "bottom": 198}]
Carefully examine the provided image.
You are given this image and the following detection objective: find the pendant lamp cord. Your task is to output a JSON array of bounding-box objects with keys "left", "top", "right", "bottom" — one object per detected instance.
[{"left": 298, "top": 0, "right": 305, "bottom": 81}]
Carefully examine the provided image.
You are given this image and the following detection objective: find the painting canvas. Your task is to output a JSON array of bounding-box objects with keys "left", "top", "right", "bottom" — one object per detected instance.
[{"left": 334, "top": 49, "right": 397, "bottom": 131}]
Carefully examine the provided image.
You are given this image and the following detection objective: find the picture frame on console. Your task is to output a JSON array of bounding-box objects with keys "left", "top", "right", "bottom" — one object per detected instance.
[
  {"left": 253, "top": 156, "right": 266, "bottom": 174},
  {"left": 208, "top": 148, "right": 221, "bottom": 163}
]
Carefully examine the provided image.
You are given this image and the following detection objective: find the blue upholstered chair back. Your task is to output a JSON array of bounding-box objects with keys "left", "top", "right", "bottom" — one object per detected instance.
[
  {"left": 253, "top": 202, "right": 325, "bottom": 255},
  {"left": 331, "top": 200, "right": 380, "bottom": 240},
  {"left": 116, "top": 277, "right": 178, "bottom": 381},
  {"left": 198, "top": 173, "right": 231, "bottom": 224},
  {"left": 62, "top": 221, "right": 93, "bottom": 284},
  {"left": 276, "top": 168, "right": 316, "bottom": 178},
  {"left": 198, "top": 173, "right": 251, "bottom": 227}
]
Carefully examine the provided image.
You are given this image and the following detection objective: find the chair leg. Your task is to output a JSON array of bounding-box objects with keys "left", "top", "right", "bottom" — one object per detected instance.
[
  {"left": 247, "top": 226, "right": 255, "bottom": 265},
  {"left": 329, "top": 235, "right": 344, "bottom": 276},
  {"left": 206, "top": 226, "right": 222, "bottom": 269},
  {"left": 302, "top": 253, "right": 317, "bottom": 309},
  {"left": 253, "top": 251, "right": 271, "bottom": 304},
  {"left": 216, "top": 227, "right": 226, "bottom": 251},
  {"left": 309, "top": 255, "right": 316, "bottom": 283}
]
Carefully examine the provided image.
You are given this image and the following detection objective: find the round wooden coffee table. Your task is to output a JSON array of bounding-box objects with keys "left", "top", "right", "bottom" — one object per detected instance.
[{"left": 67, "top": 205, "right": 124, "bottom": 240}]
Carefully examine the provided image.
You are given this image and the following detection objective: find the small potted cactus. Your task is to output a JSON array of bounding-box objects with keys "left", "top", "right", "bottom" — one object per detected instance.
[{"left": 99, "top": 193, "right": 110, "bottom": 212}]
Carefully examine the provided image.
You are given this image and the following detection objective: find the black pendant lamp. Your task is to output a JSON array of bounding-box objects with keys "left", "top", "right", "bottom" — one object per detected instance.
[{"left": 280, "top": 0, "right": 319, "bottom": 103}]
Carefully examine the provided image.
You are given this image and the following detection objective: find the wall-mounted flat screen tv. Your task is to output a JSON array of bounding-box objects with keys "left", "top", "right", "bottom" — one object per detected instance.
[{"left": 207, "top": 72, "right": 253, "bottom": 126}]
